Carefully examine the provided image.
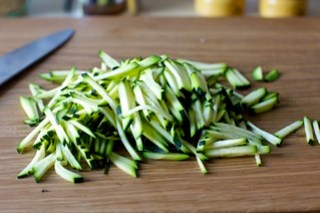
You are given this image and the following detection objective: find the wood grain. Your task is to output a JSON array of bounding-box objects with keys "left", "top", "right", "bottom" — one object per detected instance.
[{"left": 0, "top": 17, "right": 320, "bottom": 212}]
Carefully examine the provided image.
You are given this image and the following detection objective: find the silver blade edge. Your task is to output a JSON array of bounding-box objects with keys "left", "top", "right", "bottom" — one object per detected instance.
[{"left": 0, "top": 29, "right": 74, "bottom": 86}]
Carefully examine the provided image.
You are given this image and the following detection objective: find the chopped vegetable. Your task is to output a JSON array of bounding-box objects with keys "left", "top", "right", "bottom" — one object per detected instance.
[
  {"left": 143, "top": 152, "right": 190, "bottom": 161},
  {"left": 20, "top": 96, "right": 40, "bottom": 126},
  {"left": 247, "top": 121, "right": 282, "bottom": 147},
  {"left": 313, "top": 120, "right": 320, "bottom": 144},
  {"left": 274, "top": 120, "right": 303, "bottom": 139},
  {"left": 241, "top": 88, "right": 267, "bottom": 108},
  {"left": 54, "top": 160, "right": 83, "bottom": 183},
  {"left": 261, "top": 92, "right": 279, "bottom": 102},
  {"left": 205, "top": 145, "right": 258, "bottom": 158},
  {"left": 16, "top": 52, "right": 298, "bottom": 183},
  {"left": 304, "top": 116, "right": 314, "bottom": 145},
  {"left": 251, "top": 66, "right": 263, "bottom": 81},
  {"left": 225, "top": 68, "right": 251, "bottom": 90},
  {"left": 109, "top": 152, "right": 137, "bottom": 177},
  {"left": 250, "top": 97, "right": 278, "bottom": 114},
  {"left": 17, "top": 143, "right": 46, "bottom": 178},
  {"left": 32, "top": 153, "right": 56, "bottom": 182},
  {"left": 205, "top": 138, "right": 247, "bottom": 149},
  {"left": 264, "top": 69, "right": 281, "bottom": 82},
  {"left": 17, "top": 117, "right": 50, "bottom": 153}
]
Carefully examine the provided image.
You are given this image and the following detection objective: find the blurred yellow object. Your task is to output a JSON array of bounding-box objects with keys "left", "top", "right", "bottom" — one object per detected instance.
[
  {"left": 195, "top": 0, "right": 245, "bottom": 17},
  {"left": 0, "top": 0, "right": 27, "bottom": 16},
  {"left": 127, "top": 0, "right": 142, "bottom": 15},
  {"left": 259, "top": 0, "right": 308, "bottom": 17}
]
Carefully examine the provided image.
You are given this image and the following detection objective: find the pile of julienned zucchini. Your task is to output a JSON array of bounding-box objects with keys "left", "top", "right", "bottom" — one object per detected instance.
[{"left": 17, "top": 52, "right": 302, "bottom": 183}]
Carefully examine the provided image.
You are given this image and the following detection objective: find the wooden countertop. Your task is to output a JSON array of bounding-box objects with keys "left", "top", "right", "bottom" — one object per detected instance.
[{"left": 0, "top": 17, "right": 320, "bottom": 212}]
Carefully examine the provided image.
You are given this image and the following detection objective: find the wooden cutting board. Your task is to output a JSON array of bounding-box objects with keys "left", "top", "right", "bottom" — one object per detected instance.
[{"left": 0, "top": 17, "right": 320, "bottom": 212}]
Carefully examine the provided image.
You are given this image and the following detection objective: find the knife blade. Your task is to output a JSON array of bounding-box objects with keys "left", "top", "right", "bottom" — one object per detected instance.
[{"left": 0, "top": 29, "right": 74, "bottom": 87}]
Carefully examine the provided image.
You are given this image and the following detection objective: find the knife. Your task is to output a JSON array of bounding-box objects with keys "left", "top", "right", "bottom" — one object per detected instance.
[{"left": 0, "top": 29, "right": 74, "bottom": 87}]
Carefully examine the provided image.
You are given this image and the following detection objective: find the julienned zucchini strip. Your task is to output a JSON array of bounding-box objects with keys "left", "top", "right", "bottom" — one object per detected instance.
[
  {"left": 143, "top": 152, "right": 190, "bottom": 161},
  {"left": 247, "top": 121, "right": 282, "bottom": 147},
  {"left": 54, "top": 160, "right": 83, "bottom": 183},
  {"left": 313, "top": 120, "right": 320, "bottom": 144},
  {"left": 241, "top": 88, "right": 267, "bottom": 108},
  {"left": 264, "top": 69, "right": 280, "bottom": 82},
  {"left": 205, "top": 145, "right": 258, "bottom": 158},
  {"left": 17, "top": 52, "right": 298, "bottom": 183},
  {"left": 304, "top": 116, "right": 314, "bottom": 145},
  {"left": 32, "top": 153, "right": 56, "bottom": 182},
  {"left": 225, "top": 68, "right": 250, "bottom": 90},
  {"left": 20, "top": 96, "right": 40, "bottom": 126},
  {"left": 274, "top": 120, "right": 303, "bottom": 139},
  {"left": 17, "top": 143, "right": 46, "bottom": 178},
  {"left": 251, "top": 66, "right": 263, "bottom": 82},
  {"left": 17, "top": 117, "right": 50, "bottom": 153}
]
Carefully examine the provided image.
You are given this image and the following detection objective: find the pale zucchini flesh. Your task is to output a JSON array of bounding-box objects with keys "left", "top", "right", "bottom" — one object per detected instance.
[
  {"left": 241, "top": 88, "right": 267, "bottom": 107},
  {"left": 54, "top": 160, "right": 83, "bottom": 183},
  {"left": 264, "top": 69, "right": 281, "bottom": 82},
  {"left": 247, "top": 121, "right": 282, "bottom": 147},
  {"left": 313, "top": 120, "right": 320, "bottom": 144},
  {"left": 304, "top": 116, "right": 314, "bottom": 145},
  {"left": 143, "top": 152, "right": 189, "bottom": 161},
  {"left": 205, "top": 145, "right": 257, "bottom": 158},
  {"left": 274, "top": 120, "right": 303, "bottom": 139},
  {"left": 250, "top": 97, "right": 278, "bottom": 114},
  {"left": 32, "top": 153, "right": 56, "bottom": 182},
  {"left": 251, "top": 66, "right": 263, "bottom": 81}
]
